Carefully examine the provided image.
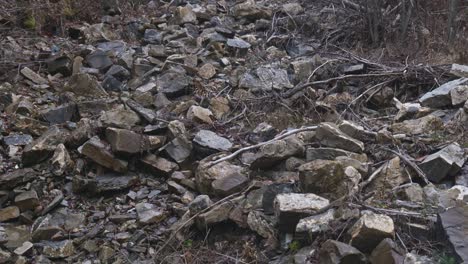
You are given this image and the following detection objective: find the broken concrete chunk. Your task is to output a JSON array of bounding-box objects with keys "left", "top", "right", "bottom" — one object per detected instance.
[
  {"left": 274, "top": 193, "right": 329, "bottom": 232},
  {"left": 419, "top": 143, "right": 466, "bottom": 183},
  {"left": 316, "top": 123, "right": 365, "bottom": 153},
  {"left": 419, "top": 78, "right": 468, "bottom": 108},
  {"left": 79, "top": 136, "right": 128, "bottom": 173},
  {"left": 349, "top": 212, "right": 395, "bottom": 253},
  {"left": 318, "top": 239, "right": 367, "bottom": 264}
]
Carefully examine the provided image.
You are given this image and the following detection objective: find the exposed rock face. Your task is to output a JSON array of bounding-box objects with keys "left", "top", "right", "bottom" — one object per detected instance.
[
  {"left": 274, "top": 193, "right": 329, "bottom": 232},
  {"left": 315, "top": 123, "right": 365, "bottom": 153},
  {"left": 318, "top": 239, "right": 367, "bottom": 264},
  {"left": 348, "top": 212, "right": 395, "bottom": 253},
  {"left": 299, "top": 160, "right": 361, "bottom": 200},
  {"left": 419, "top": 143, "right": 466, "bottom": 183}
]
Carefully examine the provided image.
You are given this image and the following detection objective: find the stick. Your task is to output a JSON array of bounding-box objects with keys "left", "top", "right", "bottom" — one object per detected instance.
[
  {"left": 282, "top": 72, "right": 403, "bottom": 98},
  {"left": 205, "top": 126, "right": 318, "bottom": 168},
  {"left": 381, "top": 147, "right": 430, "bottom": 185}
]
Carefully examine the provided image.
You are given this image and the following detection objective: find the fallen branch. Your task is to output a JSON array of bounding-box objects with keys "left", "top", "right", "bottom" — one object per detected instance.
[
  {"left": 381, "top": 147, "right": 430, "bottom": 185},
  {"left": 205, "top": 126, "right": 318, "bottom": 168},
  {"left": 282, "top": 72, "right": 403, "bottom": 98}
]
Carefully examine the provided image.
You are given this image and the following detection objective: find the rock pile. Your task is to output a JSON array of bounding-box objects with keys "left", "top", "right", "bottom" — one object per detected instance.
[{"left": 0, "top": 0, "right": 467, "bottom": 263}]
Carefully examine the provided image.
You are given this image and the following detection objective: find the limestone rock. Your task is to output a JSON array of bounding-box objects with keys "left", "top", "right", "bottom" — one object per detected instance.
[
  {"left": 366, "top": 157, "right": 407, "bottom": 199},
  {"left": 42, "top": 240, "right": 75, "bottom": 258},
  {"left": 211, "top": 174, "right": 249, "bottom": 197},
  {"left": 348, "top": 212, "right": 395, "bottom": 252},
  {"left": 187, "top": 105, "right": 214, "bottom": 124},
  {"left": 22, "top": 126, "right": 69, "bottom": 166},
  {"left": 296, "top": 209, "right": 335, "bottom": 239},
  {"left": 437, "top": 203, "right": 468, "bottom": 263},
  {"left": 316, "top": 123, "right": 365, "bottom": 153},
  {"left": 299, "top": 160, "right": 361, "bottom": 200},
  {"left": 306, "top": 147, "right": 367, "bottom": 163},
  {"left": 369, "top": 238, "right": 405, "bottom": 264},
  {"left": 274, "top": 193, "right": 329, "bottom": 232},
  {"left": 196, "top": 157, "right": 246, "bottom": 194},
  {"left": 250, "top": 136, "right": 304, "bottom": 169},
  {"left": 193, "top": 130, "right": 233, "bottom": 153}
]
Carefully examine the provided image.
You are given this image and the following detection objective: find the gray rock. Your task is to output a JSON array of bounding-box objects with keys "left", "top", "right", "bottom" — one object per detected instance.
[
  {"left": 96, "top": 173, "right": 138, "bottom": 193},
  {"left": 419, "top": 78, "right": 468, "bottom": 108},
  {"left": 14, "top": 241, "right": 33, "bottom": 256},
  {"left": 187, "top": 105, "right": 214, "bottom": 124},
  {"left": 318, "top": 239, "right": 366, "bottom": 264},
  {"left": 63, "top": 73, "right": 108, "bottom": 97},
  {"left": 391, "top": 114, "right": 443, "bottom": 135},
  {"left": 21, "top": 67, "right": 47, "bottom": 85},
  {"left": 211, "top": 174, "right": 249, "bottom": 197},
  {"left": 106, "top": 127, "right": 162, "bottom": 155},
  {"left": 274, "top": 193, "right": 329, "bottom": 232},
  {"left": 14, "top": 190, "right": 39, "bottom": 211},
  {"left": 247, "top": 211, "right": 275, "bottom": 239},
  {"left": 157, "top": 71, "right": 191, "bottom": 98},
  {"left": 3, "top": 134, "right": 33, "bottom": 146},
  {"left": 437, "top": 203, "right": 468, "bottom": 263},
  {"left": 22, "top": 126, "right": 69, "bottom": 166},
  {"left": 50, "top": 143, "right": 73, "bottom": 176},
  {"left": 299, "top": 160, "right": 361, "bottom": 200},
  {"left": 316, "top": 123, "right": 365, "bottom": 153},
  {"left": 344, "top": 64, "right": 366, "bottom": 74},
  {"left": 104, "top": 64, "right": 130, "bottom": 81},
  {"left": 141, "top": 154, "right": 179, "bottom": 176},
  {"left": 196, "top": 157, "right": 246, "bottom": 194},
  {"left": 126, "top": 99, "right": 158, "bottom": 123},
  {"left": 451, "top": 64, "right": 468, "bottom": 78},
  {"left": 395, "top": 183, "right": 424, "bottom": 202},
  {"left": 175, "top": 5, "right": 197, "bottom": 25},
  {"left": 102, "top": 75, "right": 124, "bottom": 91},
  {"left": 136, "top": 202, "right": 166, "bottom": 225},
  {"left": 232, "top": 0, "right": 272, "bottom": 20},
  {"left": 262, "top": 183, "right": 295, "bottom": 214},
  {"left": 144, "top": 29, "right": 162, "bottom": 44},
  {"left": 0, "top": 248, "right": 12, "bottom": 262},
  {"left": 256, "top": 65, "right": 293, "bottom": 91},
  {"left": 227, "top": 38, "right": 251, "bottom": 57},
  {"left": 348, "top": 212, "right": 395, "bottom": 252},
  {"left": 294, "top": 246, "right": 315, "bottom": 264},
  {"left": 195, "top": 200, "right": 235, "bottom": 229},
  {"left": 193, "top": 130, "right": 233, "bottom": 152},
  {"left": 86, "top": 50, "right": 113, "bottom": 71},
  {"left": 47, "top": 56, "right": 72, "bottom": 76},
  {"left": 306, "top": 147, "right": 368, "bottom": 163},
  {"left": 189, "top": 195, "right": 212, "bottom": 214},
  {"left": 366, "top": 157, "right": 407, "bottom": 199},
  {"left": 99, "top": 106, "right": 141, "bottom": 129},
  {"left": 78, "top": 136, "right": 128, "bottom": 173},
  {"left": 282, "top": 3, "right": 304, "bottom": 15},
  {"left": 250, "top": 136, "right": 304, "bottom": 169},
  {"left": 165, "top": 137, "right": 193, "bottom": 163},
  {"left": 0, "top": 206, "right": 20, "bottom": 222},
  {"left": 41, "top": 103, "right": 77, "bottom": 124},
  {"left": 419, "top": 143, "right": 466, "bottom": 183},
  {"left": 296, "top": 209, "right": 335, "bottom": 239},
  {"left": 248, "top": 122, "right": 277, "bottom": 143},
  {"left": 0, "top": 168, "right": 37, "bottom": 190},
  {"left": 42, "top": 240, "right": 75, "bottom": 258},
  {"left": 450, "top": 84, "right": 468, "bottom": 106},
  {"left": 369, "top": 238, "right": 405, "bottom": 264}
]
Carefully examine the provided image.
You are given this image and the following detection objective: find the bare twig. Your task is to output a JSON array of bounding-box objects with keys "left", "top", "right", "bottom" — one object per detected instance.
[
  {"left": 381, "top": 147, "right": 430, "bottom": 185},
  {"left": 205, "top": 126, "right": 318, "bottom": 168}
]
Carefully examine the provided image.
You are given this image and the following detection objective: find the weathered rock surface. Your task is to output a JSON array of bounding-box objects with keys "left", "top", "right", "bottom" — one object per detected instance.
[
  {"left": 437, "top": 203, "right": 468, "bottom": 263},
  {"left": 419, "top": 78, "right": 468, "bottom": 108},
  {"left": 348, "top": 212, "right": 395, "bottom": 252},
  {"left": 250, "top": 136, "right": 304, "bottom": 169},
  {"left": 419, "top": 143, "right": 466, "bottom": 183},
  {"left": 315, "top": 123, "right": 365, "bottom": 153},
  {"left": 79, "top": 136, "right": 128, "bottom": 172},
  {"left": 274, "top": 193, "right": 329, "bottom": 232},
  {"left": 318, "top": 239, "right": 367, "bottom": 264}
]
